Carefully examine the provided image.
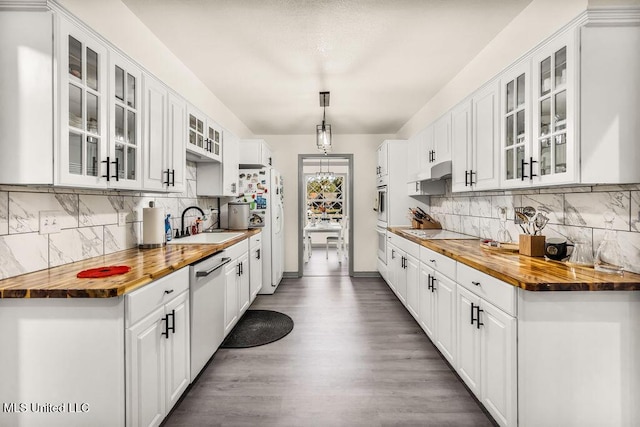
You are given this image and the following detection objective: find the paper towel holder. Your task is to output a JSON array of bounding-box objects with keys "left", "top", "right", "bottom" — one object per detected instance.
[{"left": 139, "top": 201, "right": 167, "bottom": 249}]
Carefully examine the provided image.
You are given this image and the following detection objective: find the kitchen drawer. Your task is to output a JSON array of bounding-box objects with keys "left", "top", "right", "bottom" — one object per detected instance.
[
  {"left": 388, "top": 232, "right": 419, "bottom": 258},
  {"left": 456, "top": 262, "right": 516, "bottom": 316},
  {"left": 126, "top": 267, "right": 189, "bottom": 327},
  {"left": 420, "top": 246, "right": 456, "bottom": 280},
  {"left": 225, "top": 239, "right": 249, "bottom": 260},
  {"left": 250, "top": 233, "right": 262, "bottom": 249}
]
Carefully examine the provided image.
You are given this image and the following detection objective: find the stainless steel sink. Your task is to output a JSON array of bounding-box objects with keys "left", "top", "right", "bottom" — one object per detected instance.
[{"left": 168, "top": 232, "right": 244, "bottom": 245}]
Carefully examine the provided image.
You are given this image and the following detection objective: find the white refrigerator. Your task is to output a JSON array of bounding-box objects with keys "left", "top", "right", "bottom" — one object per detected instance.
[{"left": 237, "top": 167, "right": 284, "bottom": 294}]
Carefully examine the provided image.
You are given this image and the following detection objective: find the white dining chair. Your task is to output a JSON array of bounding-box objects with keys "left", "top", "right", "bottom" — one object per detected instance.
[
  {"left": 326, "top": 216, "right": 347, "bottom": 262},
  {"left": 303, "top": 222, "right": 313, "bottom": 262}
]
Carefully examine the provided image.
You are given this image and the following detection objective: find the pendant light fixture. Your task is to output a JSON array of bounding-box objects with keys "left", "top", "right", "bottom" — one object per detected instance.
[
  {"left": 315, "top": 158, "right": 335, "bottom": 181},
  {"left": 316, "top": 91, "right": 332, "bottom": 153}
]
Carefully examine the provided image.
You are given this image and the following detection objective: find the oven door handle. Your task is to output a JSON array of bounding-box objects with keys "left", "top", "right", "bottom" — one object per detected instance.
[{"left": 195, "top": 257, "right": 232, "bottom": 277}]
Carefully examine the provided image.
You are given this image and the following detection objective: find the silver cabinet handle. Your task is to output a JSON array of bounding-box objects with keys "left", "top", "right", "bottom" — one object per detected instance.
[{"left": 196, "top": 257, "right": 232, "bottom": 277}]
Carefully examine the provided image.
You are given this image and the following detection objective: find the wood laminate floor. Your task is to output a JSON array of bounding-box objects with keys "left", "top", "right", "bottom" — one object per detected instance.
[
  {"left": 303, "top": 243, "right": 349, "bottom": 277},
  {"left": 164, "top": 276, "right": 496, "bottom": 427}
]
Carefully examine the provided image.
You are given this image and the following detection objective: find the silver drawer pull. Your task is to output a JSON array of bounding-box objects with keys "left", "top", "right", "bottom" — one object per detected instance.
[{"left": 196, "top": 257, "right": 232, "bottom": 277}]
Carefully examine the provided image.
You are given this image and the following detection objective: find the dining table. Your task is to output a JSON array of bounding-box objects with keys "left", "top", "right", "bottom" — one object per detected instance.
[{"left": 303, "top": 221, "right": 343, "bottom": 262}]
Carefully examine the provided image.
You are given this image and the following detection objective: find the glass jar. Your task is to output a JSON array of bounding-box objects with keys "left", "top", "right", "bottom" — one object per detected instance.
[{"left": 594, "top": 212, "right": 624, "bottom": 275}]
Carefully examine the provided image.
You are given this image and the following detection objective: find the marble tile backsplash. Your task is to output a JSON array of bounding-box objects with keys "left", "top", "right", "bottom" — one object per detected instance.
[
  {"left": 0, "top": 162, "right": 219, "bottom": 281},
  {"left": 428, "top": 181, "right": 640, "bottom": 274}
]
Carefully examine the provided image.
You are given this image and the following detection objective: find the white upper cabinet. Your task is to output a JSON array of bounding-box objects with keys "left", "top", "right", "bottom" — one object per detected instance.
[
  {"left": 406, "top": 133, "right": 420, "bottom": 183},
  {"left": 471, "top": 80, "right": 500, "bottom": 191},
  {"left": 186, "top": 105, "right": 222, "bottom": 163},
  {"left": 142, "top": 74, "right": 186, "bottom": 193},
  {"left": 418, "top": 125, "right": 434, "bottom": 179},
  {"left": 58, "top": 16, "right": 110, "bottom": 188},
  {"left": 221, "top": 129, "right": 239, "bottom": 196},
  {"left": 196, "top": 127, "right": 239, "bottom": 197},
  {"left": 432, "top": 112, "right": 452, "bottom": 165},
  {"left": 142, "top": 74, "right": 167, "bottom": 191},
  {"left": 0, "top": 11, "right": 54, "bottom": 185},
  {"left": 500, "top": 59, "right": 531, "bottom": 188},
  {"left": 376, "top": 142, "right": 388, "bottom": 184},
  {"left": 452, "top": 80, "right": 500, "bottom": 193},
  {"left": 0, "top": 9, "right": 189, "bottom": 191},
  {"left": 579, "top": 24, "right": 640, "bottom": 184},
  {"left": 239, "top": 139, "right": 272, "bottom": 167},
  {"left": 450, "top": 12, "right": 640, "bottom": 191},
  {"left": 166, "top": 91, "right": 186, "bottom": 192},
  {"left": 108, "top": 51, "right": 142, "bottom": 189},
  {"left": 451, "top": 99, "right": 472, "bottom": 192},
  {"left": 408, "top": 126, "right": 432, "bottom": 182},
  {"left": 530, "top": 30, "right": 576, "bottom": 186}
]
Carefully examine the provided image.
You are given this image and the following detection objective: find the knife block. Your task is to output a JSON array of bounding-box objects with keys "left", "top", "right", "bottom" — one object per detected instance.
[
  {"left": 519, "top": 234, "right": 545, "bottom": 257},
  {"left": 411, "top": 219, "right": 442, "bottom": 230}
]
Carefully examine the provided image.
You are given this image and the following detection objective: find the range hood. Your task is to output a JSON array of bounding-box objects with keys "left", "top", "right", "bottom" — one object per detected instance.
[{"left": 416, "top": 160, "right": 452, "bottom": 182}]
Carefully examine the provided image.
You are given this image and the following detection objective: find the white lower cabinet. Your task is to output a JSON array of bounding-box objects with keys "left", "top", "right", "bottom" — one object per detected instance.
[
  {"left": 404, "top": 254, "right": 420, "bottom": 320},
  {"left": 386, "top": 234, "right": 517, "bottom": 427},
  {"left": 419, "top": 263, "right": 436, "bottom": 339},
  {"left": 387, "top": 244, "right": 419, "bottom": 310},
  {"left": 125, "top": 268, "right": 190, "bottom": 427},
  {"left": 387, "top": 234, "right": 420, "bottom": 311},
  {"left": 249, "top": 234, "right": 263, "bottom": 303},
  {"left": 456, "top": 285, "right": 517, "bottom": 427},
  {"left": 434, "top": 273, "right": 457, "bottom": 365},
  {"left": 223, "top": 261, "right": 239, "bottom": 336},
  {"left": 223, "top": 240, "right": 250, "bottom": 336},
  {"left": 386, "top": 243, "right": 398, "bottom": 294},
  {"left": 456, "top": 286, "right": 482, "bottom": 396},
  {"left": 419, "top": 262, "right": 457, "bottom": 366},
  {"left": 238, "top": 250, "right": 250, "bottom": 314}
]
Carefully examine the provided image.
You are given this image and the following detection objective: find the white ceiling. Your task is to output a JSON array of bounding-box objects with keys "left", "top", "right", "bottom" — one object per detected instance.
[{"left": 122, "top": 0, "right": 532, "bottom": 135}]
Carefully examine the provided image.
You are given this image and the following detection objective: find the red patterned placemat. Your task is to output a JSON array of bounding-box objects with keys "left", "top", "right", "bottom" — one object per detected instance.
[{"left": 77, "top": 266, "right": 131, "bottom": 278}]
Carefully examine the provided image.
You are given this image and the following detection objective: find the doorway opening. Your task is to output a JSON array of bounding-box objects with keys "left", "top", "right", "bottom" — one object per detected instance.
[{"left": 298, "top": 154, "right": 353, "bottom": 277}]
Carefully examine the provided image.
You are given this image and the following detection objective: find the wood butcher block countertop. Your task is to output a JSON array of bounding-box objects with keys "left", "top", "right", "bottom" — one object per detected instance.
[
  {"left": 0, "top": 229, "right": 260, "bottom": 298},
  {"left": 389, "top": 227, "right": 640, "bottom": 291}
]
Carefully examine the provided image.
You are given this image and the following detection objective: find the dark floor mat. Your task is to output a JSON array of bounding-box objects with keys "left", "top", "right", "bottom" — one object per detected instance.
[{"left": 221, "top": 310, "right": 294, "bottom": 348}]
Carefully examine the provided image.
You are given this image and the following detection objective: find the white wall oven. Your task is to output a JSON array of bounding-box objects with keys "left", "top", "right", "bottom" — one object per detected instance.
[
  {"left": 375, "top": 185, "right": 388, "bottom": 228},
  {"left": 376, "top": 226, "right": 387, "bottom": 264}
]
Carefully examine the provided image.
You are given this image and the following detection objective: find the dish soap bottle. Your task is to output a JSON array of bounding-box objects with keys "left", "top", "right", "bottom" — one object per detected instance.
[
  {"left": 594, "top": 211, "right": 624, "bottom": 275},
  {"left": 165, "top": 214, "right": 172, "bottom": 242}
]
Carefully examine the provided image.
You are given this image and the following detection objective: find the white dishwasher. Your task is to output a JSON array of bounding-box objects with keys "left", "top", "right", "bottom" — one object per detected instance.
[{"left": 189, "top": 251, "right": 231, "bottom": 382}]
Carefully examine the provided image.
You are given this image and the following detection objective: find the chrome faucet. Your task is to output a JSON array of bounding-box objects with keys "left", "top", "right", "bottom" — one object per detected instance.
[{"left": 179, "top": 206, "right": 205, "bottom": 238}]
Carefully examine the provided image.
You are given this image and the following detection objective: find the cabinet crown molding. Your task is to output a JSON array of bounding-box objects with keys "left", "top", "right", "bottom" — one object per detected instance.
[
  {"left": 0, "top": 0, "right": 47, "bottom": 10},
  {"left": 585, "top": 6, "right": 640, "bottom": 25}
]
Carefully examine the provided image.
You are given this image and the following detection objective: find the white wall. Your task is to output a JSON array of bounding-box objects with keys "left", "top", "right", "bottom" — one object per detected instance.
[
  {"left": 57, "top": 0, "right": 253, "bottom": 140},
  {"left": 261, "top": 134, "right": 394, "bottom": 274}
]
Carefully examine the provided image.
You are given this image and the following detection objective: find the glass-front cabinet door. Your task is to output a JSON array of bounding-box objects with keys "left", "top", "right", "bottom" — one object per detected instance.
[
  {"left": 500, "top": 60, "right": 530, "bottom": 188},
  {"left": 186, "top": 105, "right": 222, "bottom": 162},
  {"left": 58, "top": 18, "right": 108, "bottom": 187},
  {"left": 109, "top": 52, "right": 142, "bottom": 189},
  {"left": 188, "top": 110, "right": 205, "bottom": 153},
  {"left": 531, "top": 31, "right": 576, "bottom": 185},
  {"left": 207, "top": 122, "right": 222, "bottom": 161}
]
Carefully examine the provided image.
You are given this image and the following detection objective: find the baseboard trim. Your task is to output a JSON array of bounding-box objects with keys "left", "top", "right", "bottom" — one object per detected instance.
[
  {"left": 284, "top": 271, "right": 381, "bottom": 278},
  {"left": 283, "top": 272, "right": 300, "bottom": 278},
  {"left": 352, "top": 271, "right": 382, "bottom": 278}
]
